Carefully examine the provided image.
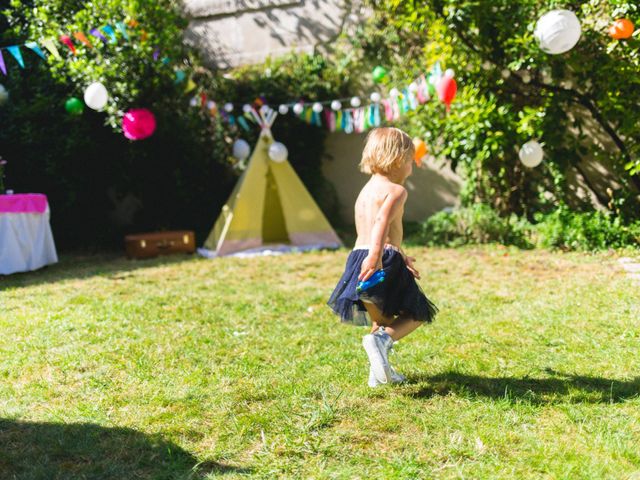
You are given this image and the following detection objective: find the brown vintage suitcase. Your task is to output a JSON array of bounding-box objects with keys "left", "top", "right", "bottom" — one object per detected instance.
[{"left": 124, "top": 230, "right": 196, "bottom": 259}]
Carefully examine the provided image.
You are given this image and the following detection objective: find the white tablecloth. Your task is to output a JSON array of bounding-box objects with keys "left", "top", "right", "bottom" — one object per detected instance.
[{"left": 0, "top": 206, "right": 58, "bottom": 275}]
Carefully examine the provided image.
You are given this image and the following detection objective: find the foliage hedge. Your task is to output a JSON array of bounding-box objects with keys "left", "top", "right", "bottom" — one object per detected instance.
[
  {"left": 0, "top": 1, "right": 349, "bottom": 249},
  {"left": 355, "top": 0, "right": 640, "bottom": 222},
  {"left": 418, "top": 204, "right": 640, "bottom": 251}
]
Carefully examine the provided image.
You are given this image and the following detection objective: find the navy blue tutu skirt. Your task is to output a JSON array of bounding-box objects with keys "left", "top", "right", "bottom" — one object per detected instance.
[{"left": 327, "top": 246, "right": 438, "bottom": 326}]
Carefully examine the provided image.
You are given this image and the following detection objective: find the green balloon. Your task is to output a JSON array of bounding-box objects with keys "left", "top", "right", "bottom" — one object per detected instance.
[
  {"left": 65, "top": 97, "right": 84, "bottom": 115},
  {"left": 372, "top": 65, "right": 388, "bottom": 83}
]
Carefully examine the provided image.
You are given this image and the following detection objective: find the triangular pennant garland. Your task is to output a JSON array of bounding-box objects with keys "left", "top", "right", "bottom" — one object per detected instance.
[
  {"left": 25, "top": 41, "right": 46, "bottom": 59},
  {"left": 41, "top": 38, "right": 61, "bottom": 59},
  {"left": 7, "top": 46, "right": 24, "bottom": 68},
  {"left": 73, "top": 32, "right": 93, "bottom": 48}
]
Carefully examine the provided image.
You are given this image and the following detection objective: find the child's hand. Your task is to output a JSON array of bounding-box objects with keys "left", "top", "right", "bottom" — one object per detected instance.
[
  {"left": 405, "top": 256, "right": 421, "bottom": 279},
  {"left": 359, "top": 254, "right": 382, "bottom": 282}
]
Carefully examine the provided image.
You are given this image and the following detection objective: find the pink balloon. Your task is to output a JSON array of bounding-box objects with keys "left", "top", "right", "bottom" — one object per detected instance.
[
  {"left": 122, "top": 108, "right": 156, "bottom": 140},
  {"left": 436, "top": 76, "right": 457, "bottom": 112}
]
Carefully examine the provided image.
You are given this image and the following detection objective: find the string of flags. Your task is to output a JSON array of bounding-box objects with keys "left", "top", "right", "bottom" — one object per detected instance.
[
  {"left": 0, "top": 19, "right": 138, "bottom": 75},
  {"left": 188, "top": 61, "right": 458, "bottom": 134}
]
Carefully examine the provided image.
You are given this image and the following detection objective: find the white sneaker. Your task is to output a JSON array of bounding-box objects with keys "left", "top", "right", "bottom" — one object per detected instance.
[
  {"left": 362, "top": 332, "right": 393, "bottom": 384},
  {"left": 368, "top": 367, "right": 406, "bottom": 387},
  {"left": 367, "top": 328, "right": 406, "bottom": 387}
]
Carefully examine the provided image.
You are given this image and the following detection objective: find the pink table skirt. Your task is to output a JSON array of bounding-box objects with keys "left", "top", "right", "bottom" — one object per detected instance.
[{"left": 0, "top": 194, "right": 49, "bottom": 213}]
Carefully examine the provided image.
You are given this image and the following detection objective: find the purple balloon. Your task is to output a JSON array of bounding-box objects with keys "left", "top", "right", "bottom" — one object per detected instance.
[{"left": 122, "top": 108, "right": 156, "bottom": 140}]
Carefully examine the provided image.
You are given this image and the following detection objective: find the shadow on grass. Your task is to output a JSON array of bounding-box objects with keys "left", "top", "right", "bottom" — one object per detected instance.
[
  {"left": 0, "top": 419, "right": 251, "bottom": 479},
  {"left": 0, "top": 252, "right": 199, "bottom": 290},
  {"left": 407, "top": 370, "right": 640, "bottom": 404}
]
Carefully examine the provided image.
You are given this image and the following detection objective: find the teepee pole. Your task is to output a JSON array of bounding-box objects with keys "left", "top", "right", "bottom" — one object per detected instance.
[{"left": 248, "top": 108, "right": 263, "bottom": 128}]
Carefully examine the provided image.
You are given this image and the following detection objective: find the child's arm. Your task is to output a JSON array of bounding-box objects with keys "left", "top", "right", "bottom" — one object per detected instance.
[{"left": 359, "top": 186, "right": 408, "bottom": 282}]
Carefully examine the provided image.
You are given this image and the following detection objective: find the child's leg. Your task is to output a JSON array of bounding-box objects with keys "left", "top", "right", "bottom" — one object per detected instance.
[
  {"left": 362, "top": 302, "right": 394, "bottom": 329},
  {"left": 383, "top": 314, "right": 423, "bottom": 341}
]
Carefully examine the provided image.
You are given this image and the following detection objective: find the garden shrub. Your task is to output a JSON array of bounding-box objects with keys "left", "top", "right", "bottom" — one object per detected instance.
[
  {"left": 419, "top": 204, "right": 534, "bottom": 249},
  {"left": 534, "top": 207, "right": 640, "bottom": 251},
  {"left": 0, "top": 1, "right": 350, "bottom": 249},
  {"left": 419, "top": 204, "right": 640, "bottom": 251}
]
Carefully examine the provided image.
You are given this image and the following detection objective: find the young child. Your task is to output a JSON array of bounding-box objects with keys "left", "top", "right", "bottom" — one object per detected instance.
[{"left": 328, "top": 127, "right": 438, "bottom": 387}]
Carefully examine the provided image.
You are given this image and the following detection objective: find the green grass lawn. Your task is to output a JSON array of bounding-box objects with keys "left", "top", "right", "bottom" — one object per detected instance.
[{"left": 1, "top": 246, "right": 639, "bottom": 479}]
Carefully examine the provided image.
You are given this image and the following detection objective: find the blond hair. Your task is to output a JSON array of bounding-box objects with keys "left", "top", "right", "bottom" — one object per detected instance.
[{"left": 359, "top": 127, "right": 414, "bottom": 175}]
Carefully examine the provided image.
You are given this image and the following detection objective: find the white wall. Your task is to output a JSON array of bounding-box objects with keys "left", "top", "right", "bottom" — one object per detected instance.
[{"left": 322, "top": 132, "right": 463, "bottom": 225}]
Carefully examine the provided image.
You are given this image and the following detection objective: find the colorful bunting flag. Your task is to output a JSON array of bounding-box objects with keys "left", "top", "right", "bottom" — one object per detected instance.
[
  {"left": 59, "top": 35, "right": 76, "bottom": 55},
  {"left": 237, "top": 115, "right": 250, "bottom": 131},
  {"left": 90, "top": 28, "right": 108, "bottom": 44},
  {"left": 184, "top": 78, "right": 196, "bottom": 93},
  {"left": 41, "top": 38, "right": 61, "bottom": 59},
  {"left": 73, "top": 32, "right": 93, "bottom": 48},
  {"left": 101, "top": 25, "right": 117, "bottom": 44},
  {"left": 116, "top": 22, "right": 130, "bottom": 41},
  {"left": 0, "top": 50, "right": 6, "bottom": 75},
  {"left": 7, "top": 46, "right": 24, "bottom": 68},
  {"left": 174, "top": 70, "right": 186, "bottom": 84},
  {"left": 25, "top": 42, "right": 46, "bottom": 59}
]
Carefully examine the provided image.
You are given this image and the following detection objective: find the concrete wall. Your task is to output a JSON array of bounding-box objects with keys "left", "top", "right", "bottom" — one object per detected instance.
[
  {"left": 322, "top": 132, "right": 463, "bottom": 225},
  {"left": 182, "top": 0, "right": 361, "bottom": 68}
]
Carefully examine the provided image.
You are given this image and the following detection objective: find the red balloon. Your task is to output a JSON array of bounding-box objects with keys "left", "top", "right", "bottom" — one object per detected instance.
[
  {"left": 436, "top": 76, "right": 457, "bottom": 112},
  {"left": 122, "top": 108, "right": 156, "bottom": 140},
  {"left": 609, "top": 18, "right": 635, "bottom": 40}
]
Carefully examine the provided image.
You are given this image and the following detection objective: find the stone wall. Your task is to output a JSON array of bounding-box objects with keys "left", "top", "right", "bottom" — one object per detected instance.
[{"left": 182, "top": 0, "right": 361, "bottom": 68}]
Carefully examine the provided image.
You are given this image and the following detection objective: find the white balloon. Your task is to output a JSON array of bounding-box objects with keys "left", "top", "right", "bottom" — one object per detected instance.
[
  {"left": 207, "top": 100, "right": 217, "bottom": 110},
  {"left": 278, "top": 104, "right": 289, "bottom": 115},
  {"left": 350, "top": 96, "right": 361, "bottom": 108},
  {"left": 189, "top": 97, "right": 198, "bottom": 107},
  {"left": 519, "top": 140, "right": 544, "bottom": 168},
  {"left": 312, "top": 102, "right": 323, "bottom": 113},
  {"left": 232, "top": 139, "right": 250, "bottom": 161},
  {"left": 224, "top": 102, "right": 234, "bottom": 112},
  {"left": 0, "top": 84, "right": 8, "bottom": 105},
  {"left": 331, "top": 100, "right": 342, "bottom": 111},
  {"left": 389, "top": 87, "right": 400, "bottom": 98},
  {"left": 84, "top": 82, "right": 109, "bottom": 111},
  {"left": 370, "top": 92, "right": 381, "bottom": 103},
  {"left": 242, "top": 104, "right": 252, "bottom": 113},
  {"left": 268, "top": 142, "right": 288, "bottom": 163},
  {"left": 534, "top": 9, "right": 581, "bottom": 55},
  {"left": 444, "top": 69, "right": 455, "bottom": 79},
  {"left": 293, "top": 103, "right": 304, "bottom": 115}
]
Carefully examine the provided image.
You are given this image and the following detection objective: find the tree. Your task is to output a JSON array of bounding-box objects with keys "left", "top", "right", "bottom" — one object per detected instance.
[
  {"left": 352, "top": 0, "right": 640, "bottom": 220},
  {"left": 0, "top": 0, "right": 230, "bottom": 248}
]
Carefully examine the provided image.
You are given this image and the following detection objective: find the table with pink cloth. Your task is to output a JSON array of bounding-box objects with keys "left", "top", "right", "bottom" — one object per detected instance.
[{"left": 0, "top": 193, "right": 58, "bottom": 275}]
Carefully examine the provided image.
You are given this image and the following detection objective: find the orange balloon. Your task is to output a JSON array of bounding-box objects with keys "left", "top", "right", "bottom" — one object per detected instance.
[
  {"left": 413, "top": 138, "right": 427, "bottom": 166},
  {"left": 609, "top": 18, "right": 635, "bottom": 40}
]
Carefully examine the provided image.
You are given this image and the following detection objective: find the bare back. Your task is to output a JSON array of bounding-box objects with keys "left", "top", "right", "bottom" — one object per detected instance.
[{"left": 354, "top": 176, "right": 406, "bottom": 248}]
